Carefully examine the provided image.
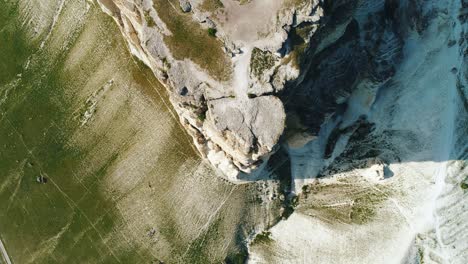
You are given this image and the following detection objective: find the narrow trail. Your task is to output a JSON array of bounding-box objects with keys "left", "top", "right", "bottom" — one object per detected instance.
[
  {"left": 39, "top": 0, "right": 66, "bottom": 49},
  {"left": 232, "top": 46, "right": 252, "bottom": 100},
  {"left": 0, "top": 236, "right": 12, "bottom": 264},
  {"left": 431, "top": 1, "right": 461, "bottom": 258}
]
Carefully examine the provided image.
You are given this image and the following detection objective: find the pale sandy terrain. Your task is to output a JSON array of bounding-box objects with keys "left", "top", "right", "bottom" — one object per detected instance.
[{"left": 218, "top": 0, "right": 284, "bottom": 43}]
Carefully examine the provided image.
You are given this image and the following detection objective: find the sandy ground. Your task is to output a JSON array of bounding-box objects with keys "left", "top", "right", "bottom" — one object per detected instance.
[{"left": 219, "top": 0, "right": 284, "bottom": 44}]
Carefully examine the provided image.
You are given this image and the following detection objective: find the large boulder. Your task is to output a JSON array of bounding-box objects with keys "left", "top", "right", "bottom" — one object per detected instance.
[{"left": 179, "top": 0, "right": 191, "bottom": 12}]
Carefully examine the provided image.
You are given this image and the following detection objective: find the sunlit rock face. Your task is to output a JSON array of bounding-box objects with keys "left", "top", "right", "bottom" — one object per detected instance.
[
  {"left": 0, "top": 1, "right": 290, "bottom": 263},
  {"left": 97, "top": 0, "right": 467, "bottom": 262},
  {"left": 3, "top": 0, "right": 464, "bottom": 263},
  {"left": 96, "top": 0, "right": 323, "bottom": 179}
]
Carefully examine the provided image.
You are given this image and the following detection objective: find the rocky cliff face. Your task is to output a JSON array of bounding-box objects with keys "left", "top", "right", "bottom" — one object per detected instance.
[
  {"left": 249, "top": 0, "right": 468, "bottom": 263},
  {"left": 97, "top": 0, "right": 323, "bottom": 180},
  {"left": 97, "top": 0, "right": 468, "bottom": 262},
  {"left": 2, "top": 0, "right": 466, "bottom": 263}
]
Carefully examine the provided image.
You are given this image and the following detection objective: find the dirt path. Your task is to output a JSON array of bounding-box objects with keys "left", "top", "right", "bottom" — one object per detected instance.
[{"left": 0, "top": 236, "right": 12, "bottom": 264}]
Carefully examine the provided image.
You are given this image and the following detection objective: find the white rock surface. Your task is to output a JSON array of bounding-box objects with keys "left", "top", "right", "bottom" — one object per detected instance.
[
  {"left": 97, "top": 0, "right": 323, "bottom": 179},
  {"left": 249, "top": 0, "right": 468, "bottom": 263}
]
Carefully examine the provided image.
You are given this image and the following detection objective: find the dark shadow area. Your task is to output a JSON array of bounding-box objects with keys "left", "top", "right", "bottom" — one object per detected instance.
[{"left": 266, "top": 0, "right": 467, "bottom": 184}]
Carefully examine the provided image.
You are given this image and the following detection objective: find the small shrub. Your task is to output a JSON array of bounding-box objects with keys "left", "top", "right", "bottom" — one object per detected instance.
[
  {"left": 252, "top": 231, "right": 272, "bottom": 245},
  {"left": 207, "top": 28, "right": 217, "bottom": 37},
  {"left": 144, "top": 10, "right": 156, "bottom": 27},
  {"left": 197, "top": 112, "right": 206, "bottom": 121},
  {"left": 461, "top": 182, "right": 468, "bottom": 190}
]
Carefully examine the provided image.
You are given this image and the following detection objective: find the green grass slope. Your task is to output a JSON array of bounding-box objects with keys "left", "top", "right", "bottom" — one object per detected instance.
[{"left": 0, "top": 1, "right": 279, "bottom": 263}]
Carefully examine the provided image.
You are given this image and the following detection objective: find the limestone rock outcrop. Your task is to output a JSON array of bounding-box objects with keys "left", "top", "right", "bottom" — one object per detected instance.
[
  {"left": 179, "top": 0, "right": 192, "bottom": 12},
  {"left": 97, "top": 0, "right": 323, "bottom": 179}
]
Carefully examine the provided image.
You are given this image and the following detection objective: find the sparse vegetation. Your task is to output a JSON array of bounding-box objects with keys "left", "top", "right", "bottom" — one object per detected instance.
[
  {"left": 250, "top": 47, "right": 276, "bottom": 77},
  {"left": 295, "top": 24, "right": 316, "bottom": 40},
  {"left": 350, "top": 193, "right": 385, "bottom": 224},
  {"left": 290, "top": 195, "right": 299, "bottom": 208},
  {"left": 252, "top": 231, "right": 272, "bottom": 245},
  {"left": 282, "top": 43, "right": 306, "bottom": 69},
  {"left": 247, "top": 93, "right": 256, "bottom": 98},
  {"left": 198, "top": 112, "right": 207, "bottom": 121},
  {"left": 144, "top": 10, "right": 156, "bottom": 27},
  {"left": 161, "top": 57, "right": 172, "bottom": 69},
  {"left": 283, "top": 0, "right": 311, "bottom": 9},
  {"left": 153, "top": 0, "right": 231, "bottom": 80},
  {"left": 297, "top": 182, "right": 390, "bottom": 225},
  {"left": 200, "top": 0, "right": 224, "bottom": 12},
  {"left": 132, "top": 54, "right": 151, "bottom": 70},
  {"left": 282, "top": 25, "right": 310, "bottom": 69},
  {"left": 418, "top": 248, "right": 425, "bottom": 264},
  {"left": 461, "top": 181, "right": 468, "bottom": 190},
  {"left": 208, "top": 27, "right": 217, "bottom": 37}
]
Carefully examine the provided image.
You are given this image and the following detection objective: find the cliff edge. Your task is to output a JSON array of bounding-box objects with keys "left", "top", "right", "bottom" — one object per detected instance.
[{"left": 97, "top": 0, "right": 323, "bottom": 180}]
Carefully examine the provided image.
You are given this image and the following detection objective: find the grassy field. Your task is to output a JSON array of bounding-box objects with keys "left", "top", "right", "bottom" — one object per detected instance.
[
  {"left": 0, "top": 2, "right": 180, "bottom": 263},
  {"left": 0, "top": 1, "right": 281, "bottom": 263}
]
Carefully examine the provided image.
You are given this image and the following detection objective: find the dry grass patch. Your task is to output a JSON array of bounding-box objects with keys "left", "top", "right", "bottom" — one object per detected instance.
[
  {"left": 199, "top": 0, "right": 224, "bottom": 12},
  {"left": 283, "top": 0, "right": 310, "bottom": 9},
  {"left": 153, "top": 0, "right": 231, "bottom": 81},
  {"left": 250, "top": 47, "right": 276, "bottom": 77},
  {"left": 298, "top": 182, "right": 390, "bottom": 225}
]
